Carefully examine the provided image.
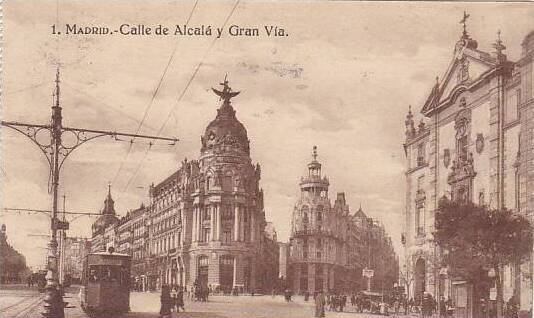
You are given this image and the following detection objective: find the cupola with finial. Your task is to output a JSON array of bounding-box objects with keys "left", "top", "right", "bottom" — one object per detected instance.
[
  {"left": 201, "top": 75, "right": 250, "bottom": 156},
  {"left": 300, "top": 146, "right": 329, "bottom": 193}
]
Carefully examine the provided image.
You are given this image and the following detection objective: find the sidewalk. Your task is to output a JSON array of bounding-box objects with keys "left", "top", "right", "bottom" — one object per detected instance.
[{"left": 63, "top": 289, "right": 90, "bottom": 318}]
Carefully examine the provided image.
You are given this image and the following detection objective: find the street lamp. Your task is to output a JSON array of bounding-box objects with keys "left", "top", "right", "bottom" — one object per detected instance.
[{"left": 2, "top": 69, "right": 178, "bottom": 318}]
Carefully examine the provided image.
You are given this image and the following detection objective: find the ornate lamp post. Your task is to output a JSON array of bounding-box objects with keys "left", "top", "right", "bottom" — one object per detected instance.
[{"left": 2, "top": 69, "right": 178, "bottom": 317}]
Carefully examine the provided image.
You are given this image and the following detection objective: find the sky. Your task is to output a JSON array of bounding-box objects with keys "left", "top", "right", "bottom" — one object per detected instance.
[{"left": 2, "top": 1, "right": 534, "bottom": 269}]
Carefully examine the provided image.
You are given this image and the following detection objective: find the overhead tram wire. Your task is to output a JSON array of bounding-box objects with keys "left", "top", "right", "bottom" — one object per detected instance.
[
  {"left": 62, "top": 82, "right": 159, "bottom": 133},
  {"left": 111, "top": 0, "right": 199, "bottom": 186},
  {"left": 116, "top": 0, "right": 241, "bottom": 200},
  {"left": 2, "top": 207, "right": 101, "bottom": 217},
  {"left": 157, "top": 0, "right": 240, "bottom": 136}
]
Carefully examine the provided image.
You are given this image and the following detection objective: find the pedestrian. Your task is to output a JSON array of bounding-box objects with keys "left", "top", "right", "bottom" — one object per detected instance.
[
  {"left": 315, "top": 291, "right": 326, "bottom": 318},
  {"left": 159, "top": 284, "right": 172, "bottom": 318},
  {"left": 176, "top": 286, "right": 185, "bottom": 312},
  {"left": 170, "top": 286, "right": 177, "bottom": 312},
  {"left": 393, "top": 298, "right": 400, "bottom": 317}
]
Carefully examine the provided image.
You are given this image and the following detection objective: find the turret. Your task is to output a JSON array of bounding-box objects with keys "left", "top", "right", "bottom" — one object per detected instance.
[{"left": 299, "top": 146, "right": 329, "bottom": 197}]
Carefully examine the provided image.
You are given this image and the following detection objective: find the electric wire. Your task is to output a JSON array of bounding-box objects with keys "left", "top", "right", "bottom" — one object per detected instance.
[
  {"left": 117, "top": 0, "right": 240, "bottom": 200},
  {"left": 111, "top": 0, "right": 199, "bottom": 186}
]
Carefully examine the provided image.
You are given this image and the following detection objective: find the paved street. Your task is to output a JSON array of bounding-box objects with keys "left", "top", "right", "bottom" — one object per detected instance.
[
  {"left": 0, "top": 285, "right": 44, "bottom": 318},
  {"left": 0, "top": 285, "right": 422, "bottom": 318}
]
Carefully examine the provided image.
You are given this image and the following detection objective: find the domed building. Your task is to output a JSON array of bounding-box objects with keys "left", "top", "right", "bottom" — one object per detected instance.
[
  {"left": 146, "top": 78, "right": 268, "bottom": 293},
  {"left": 288, "top": 147, "right": 351, "bottom": 293}
]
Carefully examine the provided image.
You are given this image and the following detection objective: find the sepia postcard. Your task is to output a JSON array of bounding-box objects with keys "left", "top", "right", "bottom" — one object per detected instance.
[{"left": 1, "top": 1, "right": 534, "bottom": 318}]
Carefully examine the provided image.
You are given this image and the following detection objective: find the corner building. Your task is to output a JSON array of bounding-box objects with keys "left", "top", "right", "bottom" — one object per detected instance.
[
  {"left": 288, "top": 147, "right": 351, "bottom": 293},
  {"left": 148, "top": 79, "right": 266, "bottom": 293}
]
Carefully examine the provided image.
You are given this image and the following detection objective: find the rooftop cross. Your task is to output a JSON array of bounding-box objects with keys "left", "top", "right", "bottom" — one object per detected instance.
[
  {"left": 312, "top": 145, "right": 318, "bottom": 161},
  {"left": 493, "top": 29, "right": 507, "bottom": 61},
  {"left": 460, "top": 10, "right": 470, "bottom": 37}
]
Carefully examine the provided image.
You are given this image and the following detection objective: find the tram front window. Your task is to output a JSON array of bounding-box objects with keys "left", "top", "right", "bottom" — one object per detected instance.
[{"left": 88, "top": 265, "right": 121, "bottom": 282}]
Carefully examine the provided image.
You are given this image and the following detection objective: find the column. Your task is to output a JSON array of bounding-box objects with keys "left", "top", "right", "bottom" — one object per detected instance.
[
  {"left": 197, "top": 207, "right": 202, "bottom": 242},
  {"left": 240, "top": 207, "right": 245, "bottom": 242},
  {"left": 216, "top": 204, "right": 221, "bottom": 241},
  {"left": 192, "top": 208, "right": 197, "bottom": 242},
  {"left": 210, "top": 205, "right": 216, "bottom": 241},
  {"left": 180, "top": 210, "right": 186, "bottom": 246},
  {"left": 250, "top": 211, "right": 255, "bottom": 242},
  {"left": 233, "top": 257, "right": 238, "bottom": 287},
  {"left": 234, "top": 205, "right": 240, "bottom": 241}
]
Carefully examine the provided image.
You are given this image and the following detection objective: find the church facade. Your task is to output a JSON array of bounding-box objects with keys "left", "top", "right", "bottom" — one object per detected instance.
[{"left": 403, "top": 18, "right": 534, "bottom": 316}]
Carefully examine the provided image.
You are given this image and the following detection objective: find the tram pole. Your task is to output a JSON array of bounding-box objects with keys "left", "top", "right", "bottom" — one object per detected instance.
[{"left": 2, "top": 68, "right": 179, "bottom": 318}]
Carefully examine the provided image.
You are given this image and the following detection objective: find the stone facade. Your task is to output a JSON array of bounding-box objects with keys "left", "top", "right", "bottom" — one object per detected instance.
[
  {"left": 60, "top": 237, "right": 91, "bottom": 284},
  {"left": 0, "top": 224, "right": 28, "bottom": 283},
  {"left": 402, "top": 24, "right": 534, "bottom": 316}
]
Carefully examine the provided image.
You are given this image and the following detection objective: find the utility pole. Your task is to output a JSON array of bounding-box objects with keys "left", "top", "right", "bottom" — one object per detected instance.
[{"left": 2, "top": 68, "right": 178, "bottom": 318}]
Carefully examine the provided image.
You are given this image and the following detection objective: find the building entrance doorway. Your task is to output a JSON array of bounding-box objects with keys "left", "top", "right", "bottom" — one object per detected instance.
[
  {"left": 220, "top": 255, "right": 234, "bottom": 294},
  {"left": 414, "top": 258, "right": 426, "bottom": 300},
  {"left": 197, "top": 256, "right": 209, "bottom": 288}
]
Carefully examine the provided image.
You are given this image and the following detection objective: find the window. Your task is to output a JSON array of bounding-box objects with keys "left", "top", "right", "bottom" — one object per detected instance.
[
  {"left": 198, "top": 256, "right": 209, "bottom": 267},
  {"left": 416, "top": 204, "right": 424, "bottom": 236},
  {"left": 317, "top": 205, "right": 323, "bottom": 222},
  {"left": 203, "top": 208, "right": 210, "bottom": 220},
  {"left": 222, "top": 229, "right": 232, "bottom": 244},
  {"left": 417, "top": 143, "right": 425, "bottom": 166},
  {"left": 220, "top": 255, "right": 234, "bottom": 266},
  {"left": 223, "top": 174, "right": 233, "bottom": 192},
  {"left": 303, "top": 238, "right": 308, "bottom": 259},
  {"left": 202, "top": 228, "right": 210, "bottom": 242},
  {"left": 505, "top": 89, "right": 519, "bottom": 124},
  {"left": 206, "top": 176, "right": 211, "bottom": 190}
]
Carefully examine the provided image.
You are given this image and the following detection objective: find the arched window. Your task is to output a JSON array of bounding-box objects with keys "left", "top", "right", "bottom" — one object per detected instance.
[
  {"left": 206, "top": 176, "right": 212, "bottom": 190},
  {"left": 223, "top": 172, "right": 233, "bottom": 192}
]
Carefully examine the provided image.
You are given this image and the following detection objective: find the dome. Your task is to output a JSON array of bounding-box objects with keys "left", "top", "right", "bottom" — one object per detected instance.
[
  {"left": 92, "top": 185, "right": 119, "bottom": 234},
  {"left": 201, "top": 78, "right": 250, "bottom": 154}
]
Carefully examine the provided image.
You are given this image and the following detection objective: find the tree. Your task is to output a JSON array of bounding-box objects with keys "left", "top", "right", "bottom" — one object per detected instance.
[{"left": 434, "top": 197, "right": 532, "bottom": 318}]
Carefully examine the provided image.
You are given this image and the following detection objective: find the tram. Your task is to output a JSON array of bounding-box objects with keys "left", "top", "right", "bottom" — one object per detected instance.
[{"left": 80, "top": 248, "right": 131, "bottom": 314}]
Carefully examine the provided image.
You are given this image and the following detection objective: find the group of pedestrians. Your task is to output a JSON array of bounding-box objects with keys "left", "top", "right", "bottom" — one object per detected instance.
[
  {"left": 325, "top": 293, "right": 348, "bottom": 312},
  {"left": 159, "top": 284, "right": 185, "bottom": 318}
]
